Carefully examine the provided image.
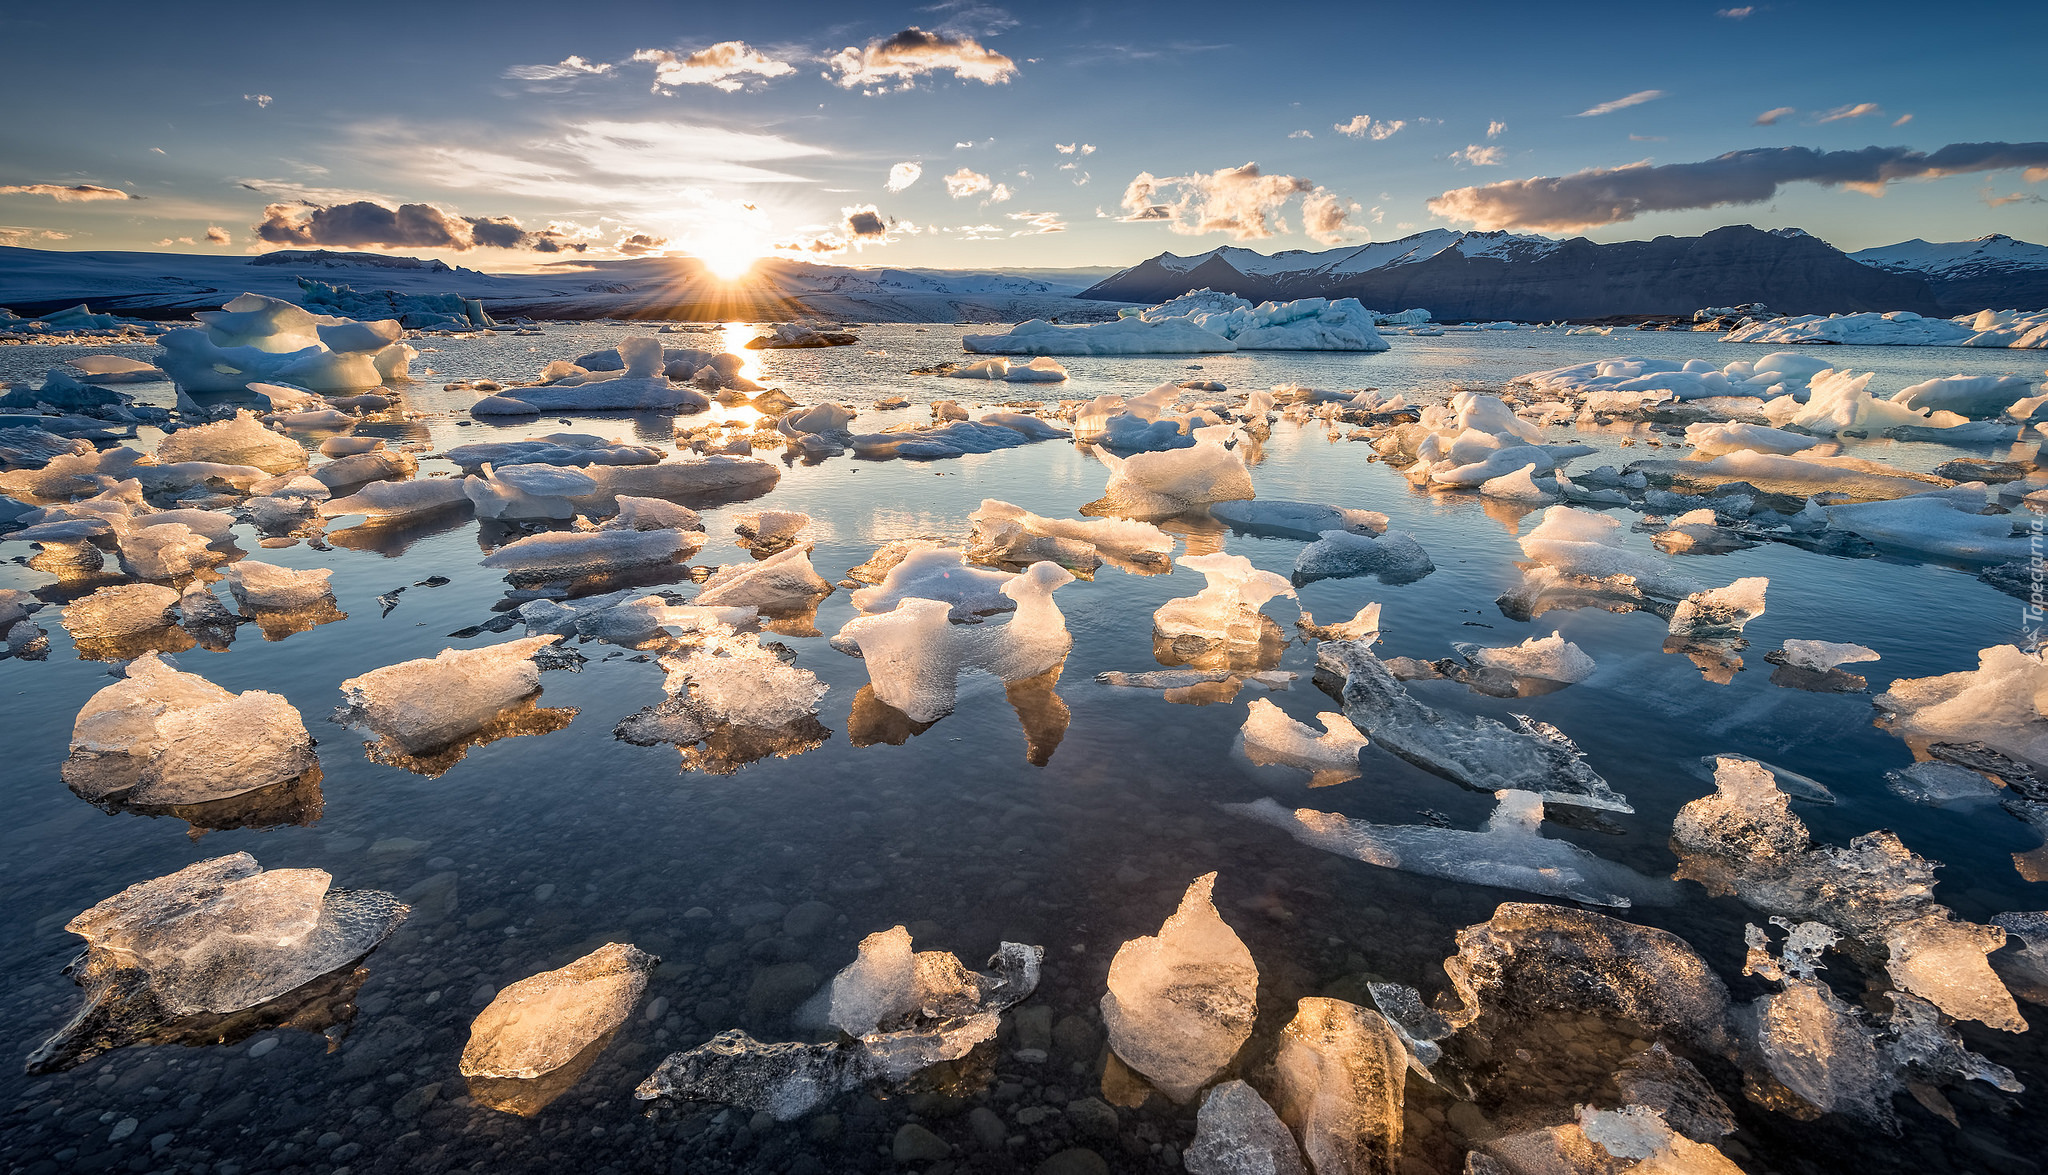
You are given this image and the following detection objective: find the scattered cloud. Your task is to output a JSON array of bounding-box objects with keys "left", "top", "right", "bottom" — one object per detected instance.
[
  {"left": 845, "top": 206, "right": 889, "bottom": 238},
  {"left": 1986, "top": 189, "right": 2044, "bottom": 208},
  {"left": 944, "top": 167, "right": 992, "bottom": 198},
  {"left": 205, "top": 226, "right": 232, "bottom": 245},
  {"left": 149, "top": 147, "right": 165, "bottom": 155},
  {"left": 1428, "top": 141, "right": 2048, "bottom": 231},
  {"left": 1300, "top": 188, "right": 1361, "bottom": 246},
  {"left": 505, "top": 56, "right": 614, "bottom": 83},
  {"left": 1487, "top": 120, "right": 1507, "bottom": 139},
  {"left": 1120, "top": 161, "right": 1358, "bottom": 244},
  {"left": 1335, "top": 114, "right": 1405, "bottom": 140},
  {"left": 0, "top": 226, "right": 72, "bottom": 246},
  {"left": 614, "top": 232, "right": 668, "bottom": 256},
  {"left": 0, "top": 183, "right": 135, "bottom": 202},
  {"left": 1452, "top": 145, "right": 1504, "bottom": 167},
  {"left": 1716, "top": 6, "right": 1754, "bottom": 17},
  {"left": 1574, "top": 89, "right": 1665, "bottom": 117},
  {"left": 244, "top": 93, "right": 272, "bottom": 108},
  {"left": 1070, "top": 170, "right": 1090, "bottom": 186},
  {"left": 1630, "top": 134, "right": 1668, "bottom": 142},
  {"left": 1289, "top": 129, "right": 1314, "bottom": 140},
  {"left": 1893, "top": 113, "right": 1914, "bottom": 127},
  {"left": 1007, "top": 210, "right": 1065, "bottom": 235},
  {"left": 255, "top": 200, "right": 587, "bottom": 251},
  {"left": 826, "top": 27, "right": 1018, "bottom": 92},
  {"left": 1054, "top": 143, "right": 1096, "bottom": 155},
  {"left": 1817, "top": 102, "right": 1883, "bottom": 123},
  {"left": 155, "top": 236, "right": 195, "bottom": 247},
  {"left": 985, "top": 183, "right": 1013, "bottom": 204},
  {"left": 1754, "top": 106, "right": 1797, "bottom": 126},
  {"left": 887, "top": 162, "right": 923, "bottom": 192},
  {"left": 632, "top": 42, "right": 794, "bottom": 93}
]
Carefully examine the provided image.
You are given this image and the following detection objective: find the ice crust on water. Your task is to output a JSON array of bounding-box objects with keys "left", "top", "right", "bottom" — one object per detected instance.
[
  {"left": 1293, "top": 529, "right": 1435, "bottom": 585},
  {"left": 1272, "top": 998, "right": 1405, "bottom": 1175},
  {"left": 1187, "top": 1079, "right": 1307, "bottom": 1175},
  {"left": 636, "top": 930, "right": 1042, "bottom": 1119},
  {"left": 836, "top": 561, "right": 1073, "bottom": 722},
  {"left": 1230, "top": 792, "right": 1671, "bottom": 908},
  {"left": 1240, "top": 698, "right": 1368, "bottom": 784},
  {"left": 30, "top": 852, "right": 406, "bottom": 1072},
  {"left": 461, "top": 942, "right": 658, "bottom": 1081},
  {"left": 1314, "top": 641, "right": 1630, "bottom": 812},
  {"left": 1825, "top": 492, "right": 2032, "bottom": 563},
  {"left": 62, "top": 652, "right": 316, "bottom": 806},
  {"left": 339, "top": 635, "right": 559, "bottom": 755},
  {"left": 224, "top": 561, "right": 336, "bottom": 611},
  {"left": 481, "top": 528, "right": 695, "bottom": 581},
  {"left": 1094, "top": 428, "right": 1255, "bottom": 515},
  {"left": 1100, "top": 873, "right": 1260, "bottom": 1103},
  {"left": 694, "top": 544, "right": 834, "bottom": 611}
]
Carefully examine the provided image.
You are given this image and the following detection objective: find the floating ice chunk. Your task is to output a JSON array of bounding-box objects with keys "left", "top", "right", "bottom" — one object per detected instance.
[
  {"left": 1271, "top": 997, "right": 1405, "bottom": 1175},
  {"left": 1615, "top": 1044, "right": 1736, "bottom": 1143},
  {"left": 849, "top": 547, "right": 1014, "bottom": 618},
  {"left": 1314, "top": 641, "right": 1630, "bottom": 812},
  {"left": 1884, "top": 991, "right": 2023, "bottom": 1093},
  {"left": 339, "top": 635, "right": 560, "bottom": 755},
  {"left": 68, "top": 355, "right": 162, "bottom": 381},
  {"left": 465, "top": 463, "right": 599, "bottom": 520},
  {"left": 1518, "top": 507, "right": 1699, "bottom": 600},
  {"left": 1667, "top": 577, "right": 1767, "bottom": 637},
  {"left": 846, "top": 538, "right": 946, "bottom": 584},
  {"left": 1885, "top": 760, "right": 2001, "bottom": 804},
  {"left": 1293, "top": 529, "right": 1434, "bottom": 586},
  {"left": 1241, "top": 699, "right": 1368, "bottom": 783},
  {"left": 1478, "top": 463, "right": 1559, "bottom": 503},
  {"left": 1094, "top": 428, "right": 1254, "bottom": 515},
  {"left": 837, "top": 562, "right": 1074, "bottom": 722},
  {"left": 0, "top": 426, "right": 92, "bottom": 469},
  {"left": 965, "top": 315, "right": 1237, "bottom": 356},
  {"left": 1741, "top": 920, "right": 1898, "bottom": 1127},
  {"left": 482, "top": 528, "right": 694, "bottom": 582},
  {"left": 1296, "top": 603, "right": 1382, "bottom": 643},
  {"left": 320, "top": 476, "right": 471, "bottom": 519},
  {"left": 1461, "top": 632, "right": 1595, "bottom": 684},
  {"left": 1874, "top": 645, "right": 2048, "bottom": 768},
  {"left": 1101, "top": 873, "right": 1259, "bottom": 1103},
  {"left": 968, "top": 499, "right": 1174, "bottom": 573},
  {"left": 1187, "top": 1080, "right": 1307, "bottom": 1175},
  {"left": 659, "top": 631, "right": 828, "bottom": 728},
  {"left": 62, "top": 651, "right": 316, "bottom": 806},
  {"left": 441, "top": 433, "right": 664, "bottom": 473},
  {"left": 847, "top": 418, "right": 1058, "bottom": 459},
  {"left": 575, "top": 454, "right": 779, "bottom": 501},
  {"left": 945, "top": 356, "right": 1070, "bottom": 382},
  {"left": 1209, "top": 500, "right": 1387, "bottom": 542},
  {"left": 462, "top": 942, "right": 657, "bottom": 1080},
  {"left": 1515, "top": 352, "right": 1834, "bottom": 402},
  {"left": 603, "top": 495, "right": 702, "bottom": 532},
  {"left": 224, "top": 561, "right": 336, "bottom": 611},
  {"left": 1229, "top": 792, "right": 1670, "bottom": 908},
  {"left": 1439, "top": 903, "right": 1733, "bottom": 1055},
  {"left": 116, "top": 520, "right": 223, "bottom": 580},
  {"left": 1776, "top": 639, "right": 1879, "bottom": 672},
  {"left": 1682, "top": 421, "right": 1821, "bottom": 458},
  {"left": 63, "top": 583, "right": 180, "bottom": 641},
  {"left": 1883, "top": 916, "right": 2024, "bottom": 1032},
  {"left": 733, "top": 509, "right": 811, "bottom": 548},
  {"left": 695, "top": 544, "right": 834, "bottom": 611},
  {"left": 319, "top": 435, "right": 384, "bottom": 458},
  {"left": 1825, "top": 493, "right": 2031, "bottom": 563},
  {"left": 1473, "top": 1105, "right": 1744, "bottom": 1175},
  {"left": 1891, "top": 373, "right": 2039, "bottom": 417},
  {"left": 156, "top": 410, "right": 306, "bottom": 474},
  {"left": 478, "top": 337, "right": 710, "bottom": 414},
  {"left": 747, "top": 323, "right": 858, "bottom": 349},
  {"left": 29, "top": 852, "right": 406, "bottom": 1072}
]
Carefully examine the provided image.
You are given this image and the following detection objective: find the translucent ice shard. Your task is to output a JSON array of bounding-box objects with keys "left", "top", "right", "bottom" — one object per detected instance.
[
  {"left": 320, "top": 476, "right": 471, "bottom": 519},
  {"left": 63, "top": 583, "right": 180, "bottom": 641},
  {"left": 1313, "top": 641, "right": 1630, "bottom": 812},
  {"left": 1296, "top": 603, "right": 1382, "bottom": 643},
  {"left": 1092, "top": 427, "right": 1255, "bottom": 516},
  {"left": 616, "top": 630, "right": 831, "bottom": 773},
  {"left": 968, "top": 498, "right": 1174, "bottom": 574},
  {"left": 636, "top": 1030, "right": 864, "bottom": 1121},
  {"left": 1666, "top": 578, "right": 1767, "bottom": 637},
  {"left": 694, "top": 544, "right": 834, "bottom": 612},
  {"left": 116, "top": 520, "right": 223, "bottom": 580},
  {"left": 1455, "top": 631, "right": 1596, "bottom": 688},
  {"left": 1271, "top": 997, "right": 1405, "bottom": 1175},
  {"left": 464, "top": 463, "right": 599, "bottom": 520},
  {"left": 62, "top": 651, "right": 317, "bottom": 808},
  {"left": 1210, "top": 500, "right": 1387, "bottom": 542},
  {"left": 482, "top": 528, "right": 695, "bottom": 582},
  {"left": 1517, "top": 506, "right": 1700, "bottom": 600},
  {"left": 1186, "top": 1079, "right": 1307, "bottom": 1175},
  {"left": 1883, "top": 992, "right": 2022, "bottom": 1092},
  {"left": 28, "top": 852, "right": 406, "bottom": 1072},
  {"left": 1874, "top": 644, "right": 2048, "bottom": 769},
  {"left": 1230, "top": 792, "right": 1672, "bottom": 908},
  {"left": 155, "top": 410, "right": 306, "bottom": 474},
  {"left": 1100, "top": 873, "right": 1260, "bottom": 1103},
  {"left": 1883, "top": 916, "right": 2024, "bottom": 1032},
  {"left": 1739, "top": 919, "right": 1898, "bottom": 1128},
  {"left": 1775, "top": 639, "right": 1879, "bottom": 673},
  {"left": 461, "top": 942, "right": 657, "bottom": 1080},
  {"left": 1472, "top": 1105, "right": 1744, "bottom": 1175},
  {"left": 1155, "top": 552, "right": 1296, "bottom": 669},
  {"left": 1240, "top": 698, "right": 1368, "bottom": 785},
  {"left": 338, "top": 635, "right": 561, "bottom": 756},
  {"left": 1613, "top": 1044, "right": 1736, "bottom": 1142},
  {"left": 223, "top": 561, "right": 336, "bottom": 611}
]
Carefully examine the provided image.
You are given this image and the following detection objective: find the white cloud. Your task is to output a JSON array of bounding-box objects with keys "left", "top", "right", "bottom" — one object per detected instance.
[
  {"left": 1487, "top": 120, "right": 1506, "bottom": 139},
  {"left": 632, "top": 42, "right": 794, "bottom": 93},
  {"left": 1071, "top": 171, "right": 1090, "bottom": 186},
  {"left": 1753, "top": 106, "right": 1797, "bottom": 126},
  {"left": 1120, "top": 161, "right": 1358, "bottom": 244},
  {"left": 1289, "top": 130, "right": 1314, "bottom": 140},
  {"left": 886, "top": 161, "right": 923, "bottom": 192},
  {"left": 986, "top": 183, "right": 1013, "bottom": 204},
  {"left": 0, "top": 183, "right": 136, "bottom": 202},
  {"left": 827, "top": 27, "right": 1018, "bottom": 92},
  {"left": 1817, "top": 102, "right": 1883, "bottom": 123},
  {"left": 1300, "top": 188, "right": 1361, "bottom": 246},
  {"left": 205, "top": 226, "right": 232, "bottom": 245},
  {"left": 945, "top": 167, "right": 992, "bottom": 198},
  {"left": 1054, "top": 142, "right": 1096, "bottom": 155},
  {"left": 1716, "top": 6, "right": 1754, "bottom": 17},
  {"left": 1452, "top": 145, "right": 1504, "bottom": 167},
  {"left": 1007, "top": 210, "right": 1065, "bottom": 235},
  {"left": 505, "top": 56, "right": 614, "bottom": 82},
  {"left": 244, "top": 93, "right": 273, "bottom": 108},
  {"left": 1335, "top": 115, "right": 1405, "bottom": 140},
  {"left": 0, "top": 226, "right": 71, "bottom": 246},
  {"left": 1893, "top": 113, "right": 1914, "bottom": 127},
  {"left": 1574, "top": 90, "right": 1665, "bottom": 117}
]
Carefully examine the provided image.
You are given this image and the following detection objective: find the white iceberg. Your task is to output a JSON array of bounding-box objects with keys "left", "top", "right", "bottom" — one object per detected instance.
[
  {"left": 155, "top": 293, "right": 415, "bottom": 393},
  {"left": 965, "top": 292, "right": 1389, "bottom": 355},
  {"left": 338, "top": 635, "right": 561, "bottom": 756},
  {"left": 1094, "top": 427, "right": 1255, "bottom": 515}
]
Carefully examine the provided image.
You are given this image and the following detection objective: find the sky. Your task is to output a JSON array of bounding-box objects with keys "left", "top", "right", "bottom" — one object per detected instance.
[{"left": 1, "top": 0, "right": 2044, "bottom": 274}]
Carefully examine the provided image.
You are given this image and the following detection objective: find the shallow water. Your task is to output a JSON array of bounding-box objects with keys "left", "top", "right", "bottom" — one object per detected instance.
[{"left": 2, "top": 325, "right": 2045, "bottom": 1174}]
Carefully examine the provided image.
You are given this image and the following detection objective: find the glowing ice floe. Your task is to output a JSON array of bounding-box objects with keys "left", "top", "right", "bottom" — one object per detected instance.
[{"left": 1100, "top": 873, "right": 1259, "bottom": 1103}]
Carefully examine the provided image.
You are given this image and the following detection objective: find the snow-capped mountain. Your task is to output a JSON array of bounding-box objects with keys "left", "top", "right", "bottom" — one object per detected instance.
[
  {"left": 1849, "top": 235, "right": 2048, "bottom": 313},
  {"left": 1081, "top": 225, "right": 1950, "bottom": 320}
]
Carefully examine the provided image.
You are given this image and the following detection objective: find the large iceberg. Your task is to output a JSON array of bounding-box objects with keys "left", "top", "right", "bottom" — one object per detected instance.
[
  {"left": 155, "top": 293, "right": 415, "bottom": 393},
  {"left": 964, "top": 291, "right": 1389, "bottom": 355},
  {"left": 471, "top": 337, "right": 711, "bottom": 415},
  {"left": 1723, "top": 308, "right": 2048, "bottom": 348}
]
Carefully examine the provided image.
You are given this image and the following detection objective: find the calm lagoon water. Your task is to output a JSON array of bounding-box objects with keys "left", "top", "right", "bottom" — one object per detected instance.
[{"left": 2, "top": 324, "right": 2044, "bottom": 1173}]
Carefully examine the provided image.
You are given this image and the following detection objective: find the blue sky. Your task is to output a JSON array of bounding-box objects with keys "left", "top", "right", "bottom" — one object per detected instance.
[{"left": 1, "top": 0, "right": 2043, "bottom": 270}]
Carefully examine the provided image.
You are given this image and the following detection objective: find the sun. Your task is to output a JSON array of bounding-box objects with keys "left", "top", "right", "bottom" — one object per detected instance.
[{"left": 689, "top": 236, "right": 762, "bottom": 282}]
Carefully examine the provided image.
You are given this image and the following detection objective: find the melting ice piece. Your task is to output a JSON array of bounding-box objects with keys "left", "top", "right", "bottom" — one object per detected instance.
[
  {"left": 635, "top": 1030, "right": 863, "bottom": 1121},
  {"left": 846, "top": 538, "right": 945, "bottom": 584},
  {"left": 1439, "top": 903, "right": 1733, "bottom": 1055},
  {"left": 155, "top": 411, "right": 306, "bottom": 474},
  {"left": 1364, "top": 983, "right": 1451, "bottom": 1073},
  {"left": 1478, "top": 463, "right": 1559, "bottom": 503},
  {"left": 848, "top": 547, "right": 1015, "bottom": 618},
  {"left": 1666, "top": 577, "right": 1767, "bottom": 637},
  {"left": 1613, "top": 1044, "right": 1736, "bottom": 1143},
  {"left": 465, "top": 463, "right": 600, "bottom": 520},
  {"left": 63, "top": 583, "right": 181, "bottom": 640},
  {"left": 461, "top": 942, "right": 658, "bottom": 1080},
  {"left": 224, "top": 561, "right": 336, "bottom": 611},
  {"left": 1240, "top": 699, "right": 1368, "bottom": 785},
  {"left": 1313, "top": 641, "right": 1630, "bottom": 812},
  {"left": 1873, "top": 644, "right": 2048, "bottom": 769},
  {"left": 320, "top": 477, "right": 471, "bottom": 519},
  {"left": 482, "top": 528, "right": 695, "bottom": 582},
  {"left": 62, "top": 651, "right": 317, "bottom": 807},
  {"left": 1272, "top": 997, "right": 1406, "bottom": 1175},
  {"left": 1457, "top": 632, "right": 1596, "bottom": 685},
  {"left": 1209, "top": 500, "right": 1387, "bottom": 542},
  {"left": 1884, "top": 992, "right": 2023, "bottom": 1093},
  {"left": 1100, "top": 873, "right": 1260, "bottom": 1103},
  {"left": 1092, "top": 427, "right": 1255, "bottom": 516},
  {"left": 1154, "top": 552, "right": 1296, "bottom": 667},
  {"left": 1230, "top": 792, "right": 1671, "bottom": 908},
  {"left": 1471, "top": 1105, "right": 1745, "bottom": 1175},
  {"left": 733, "top": 509, "right": 811, "bottom": 548},
  {"left": 1883, "top": 916, "right": 2025, "bottom": 1032},
  {"left": 615, "top": 631, "right": 831, "bottom": 773},
  {"left": 116, "top": 521, "right": 224, "bottom": 580},
  {"left": 1740, "top": 920, "right": 1899, "bottom": 1128},
  {"left": 695, "top": 544, "right": 835, "bottom": 612},
  {"left": 1518, "top": 506, "right": 1700, "bottom": 600},
  {"left": 1293, "top": 529, "right": 1434, "bottom": 587},
  {"left": 338, "top": 635, "right": 561, "bottom": 755},
  {"left": 28, "top": 852, "right": 406, "bottom": 1072},
  {"left": 1296, "top": 603, "right": 1382, "bottom": 643},
  {"left": 1885, "top": 760, "right": 2001, "bottom": 805},
  {"left": 1186, "top": 1080, "right": 1307, "bottom": 1175},
  {"left": 603, "top": 495, "right": 703, "bottom": 533},
  {"left": 1775, "top": 639, "right": 1879, "bottom": 672},
  {"left": 837, "top": 562, "right": 1074, "bottom": 723},
  {"left": 968, "top": 499, "right": 1174, "bottom": 574}
]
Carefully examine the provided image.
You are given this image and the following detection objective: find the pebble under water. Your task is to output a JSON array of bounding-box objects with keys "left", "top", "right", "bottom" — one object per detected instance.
[{"left": 2, "top": 323, "right": 2046, "bottom": 1175}]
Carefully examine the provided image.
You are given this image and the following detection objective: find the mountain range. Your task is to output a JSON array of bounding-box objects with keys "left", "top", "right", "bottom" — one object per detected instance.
[{"left": 1078, "top": 226, "right": 2048, "bottom": 321}]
